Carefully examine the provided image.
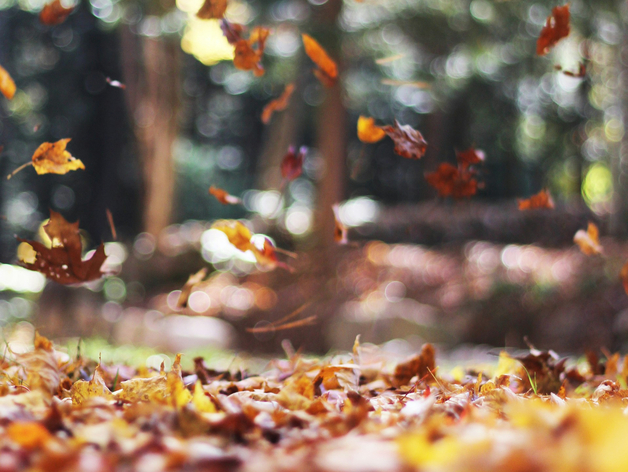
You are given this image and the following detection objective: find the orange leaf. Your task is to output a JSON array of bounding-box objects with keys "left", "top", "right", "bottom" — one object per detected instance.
[
  {"left": 280, "top": 146, "right": 306, "bottom": 182},
  {"left": 233, "top": 27, "right": 269, "bottom": 77},
  {"left": 17, "top": 210, "right": 106, "bottom": 284},
  {"left": 177, "top": 267, "right": 208, "bottom": 308},
  {"left": 620, "top": 260, "right": 628, "bottom": 295},
  {"left": 8, "top": 138, "right": 85, "bottom": 180},
  {"left": 39, "top": 0, "right": 74, "bottom": 25},
  {"left": 333, "top": 204, "right": 348, "bottom": 245},
  {"left": 425, "top": 163, "right": 478, "bottom": 199},
  {"left": 196, "top": 0, "right": 227, "bottom": 19},
  {"left": 357, "top": 116, "right": 386, "bottom": 144},
  {"left": 0, "top": 64, "right": 16, "bottom": 100},
  {"left": 250, "top": 237, "right": 290, "bottom": 270},
  {"left": 536, "top": 5, "right": 570, "bottom": 56},
  {"left": 220, "top": 19, "right": 245, "bottom": 44},
  {"left": 302, "top": 34, "right": 338, "bottom": 87},
  {"left": 573, "top": 222, "right": 603, "bottom": 256},
  {"left": 382, "top": 121, "right": 427, "bottom": 159},
  {"left": 209, "top": 186, "right": 242, "bottom": 205},
  {"left": 212, "top": 220, "right": 254, "bottom": 253},
  {"left": 456, "top": 147, "right": 485, "bottom": 168},
  {"left": 7, "top": 422, "right": 52, "bottom": 449},
  {"left": 518, "top": 189, "right": 554, "bottom": 211},
  {"left": 262, "top": 83, "right": 295, "bottom": 124}
]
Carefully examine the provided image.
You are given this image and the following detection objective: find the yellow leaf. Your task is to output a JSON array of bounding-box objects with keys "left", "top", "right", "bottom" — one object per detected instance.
[
  {"left": 357, "top": 116, "right": 386, "bottom": 143},
  {"left": 192, "top": 381, "right": 216, "bottom": 413},
  {"left": 31, "top": 139, "right": 84, "bottom": 176}
]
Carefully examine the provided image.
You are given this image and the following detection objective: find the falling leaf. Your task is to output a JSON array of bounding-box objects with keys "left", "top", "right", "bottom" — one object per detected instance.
[
  {"left": 233, "top": 26, "right": 270, "bottom": 77},
  {"left": 212, "top": 220, "right": 254, "bottom": 253},
  {"left": 246, "top": 315, "right": 317, "bottom": 333},
  {"left": 0, "top": 64, "right": 16, "bottom": 100},
  {"left": 536, "top": 4, "right": 570, "bottom": 56},
  {"left": 105, "top": 77, "right": 126, "bottom": 89},
  {"left": 7, "top": 138, "right": 84, "bottom": 180},
  {"left": 39, "top": 0, "right": 74, "bottom": 25},
  {"left": 177, "top": 267, "right": 208, "bottom": 308},
  {"left": 375, "top": 54, "right": 405, "bottom": 65},
  {"left": 357, "top": 116, "right": 386, "bottom": 144},
  {"left": 209, "top": 186, "right": 242, "bottom": 205},
  {"left": 555, "top": 63, "right": 586, "bottom": 78},
  {"left": 456, "top": 147, "right": 485, "bottom": 168},
  {"left": 620, "top": 261, "right": 628, "bottom": 295},
  {"left": 17, "top": 210, "right": 106, "bottom": 284},
  {"left": 380, "top": 79, "right": 430, "bottom": 88},
  {"left": 106, "top": 208, "right": 117, "bottom": 240},
  {"left": 196, "top": 0, "right": 227, "bottom": 19},
  {"left": 333, "top": 204, "right": 349, "bottom": 245},
  {"left": 280, "top": 146, "right": 306, "bottom": 182},
  {"left": 220, "top": 19, "right": 245, "bottom": 45},
  {"left": 261, "top": 83, "right": 295, "bottom": 124},
  {"left": 518, "top": 189, "right": 554, "bottom": 211},
  {"left": 425, "top": 163, "right": 478, "bottom": 199},
  {"left": 573, "top": 222, "right": 603, "bottom": 256},
  {"left": 302, "top": 34, "right": 338, "bottom": 87},
  {"left": 382, "top": 120, "right": 427, "bottom": 159}
]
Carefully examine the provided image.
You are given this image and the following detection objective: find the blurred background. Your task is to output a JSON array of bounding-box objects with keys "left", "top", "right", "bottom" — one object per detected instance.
[{"left": 1, "top": 0, "right": 628, "bottom": 359}]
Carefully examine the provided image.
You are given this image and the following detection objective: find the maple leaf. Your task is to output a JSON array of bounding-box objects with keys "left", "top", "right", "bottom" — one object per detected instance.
[
  {"left": 573, "top": 222, "right": 603, "bottom": 256},
  {"left": 280, "top": 146, "right": 306, "bottom": 182},
  {"left": 7, "top": 138, "right": 84, "bottom": 180},
  {"left": 0, "top": 64, "right": 16, "bottom": 100},
  {"left": 209, "top": 186, "right": 242, "bottom": 205},
  {"left": 177, "top": 267, "right": 208, "bottom": 309},
  {"left": 332, "top": 204, "right": 349, "bottom": 245},
  {"left": 17, "top": 210, "right": 106, "bottom": 284},
  {"left": 425, "top": 163, "right": 478, "bottom": 199},
  {"left": 382, "top": 120, "right": 427, "bottom": 159},
  {"left": 357, "top": 116, "right": 386, "bottom": 144},
  {"left": 302, "top": 34, "right": 338, "bottom": 87},
  {"left": 262, "top": 83, "right": 295, "bottom": 124},
  {"left": 39, "top": 0, "right": 74, "bottom": 25},
  {"left": 456, "top": 147, "right": 485, "bottom": 168},
  {"left": 233, "top": 26, "right": 270, "bottom": 77},
  {"left": 518, "top": 189, "right": 554, "bottom": 211},
  {"left": 536, "top": 5, "right": 570, "bottom": 56},
  {"left": 196, "top": 0, "right": 227, "bottom": 19}
]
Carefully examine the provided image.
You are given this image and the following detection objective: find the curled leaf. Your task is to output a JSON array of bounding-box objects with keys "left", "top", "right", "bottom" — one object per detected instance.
[
  {"left": 233, "top": 26, "right": 270, "bottom": 77},
  {"left": 393, "top": 343, "right": 436, "bottom": 388},
  {"left": 382, "top": 121, "right": 427, "bottom": 159},
  {"left": 280, "top": 146, "right": 306, "bottom": 182},
  {"left": 302, "top": 34, "right": 338, "bottom": 87},
  {"left": 196, "top": 0, "right": 227, "bottom": 19},
  {"left": 574, "top": 222, "right": 603, "bottom": 256},
  {"left": 518, "top": 189, "right": 554, "bottom": 211},
  {"left": 177, "top": 267, "right": 208, "bottom": 309},
  {"left": 357, "top": 116, "right": 386, "bottom": 144},
  {"left": 537, "top": 5, "right": 570, "bottom": 56},
  {"left": 262, "top": 83, "right": 295, "bottom": 124},
  {"left": 425, "top": 163, "right": 478, "bottom": 199},
  {"left": 39, "top": 0, "right": 74, "bottom": 25},
  {"left": 209, "top": 186, "right": 242, "bottom": 205},
  {"left": 0, "top": 64, "right": 16, "bottom": 100}
]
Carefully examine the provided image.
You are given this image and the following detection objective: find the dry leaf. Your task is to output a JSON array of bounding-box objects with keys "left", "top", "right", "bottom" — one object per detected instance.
[
  {"left": 209, "top": 186, "right": 242, "bottom": 205},
  {"left": 537, "top": 5, "right": 570, "bottom": 56},
  {"left": 573, "top": 222, "right": 603, "bottom": 256},
  {"left": 393, "top": 343, "right": 436, "bottom": 387},
  {"left": 18, "top": 210, "right": 106, "bottom": 284},
  {"left": 212, "top": 220, "right": 254, "bottom": 253},
  {"left": 518, "top": 189, "right": 554, "bottom": 211},
  {"left": 177, "top": 267, "right": 208, "bottom": 308},
  {"left": 8, "top": 138, "right": 84, "bottom": 179},
  {"left": 196, "top": 0, "right": 227, "bottom": 19},
  {"left": 0, "top": 64, "right": 16, "bottom": 100},
  {"left": 262, "top": 83, "right": 295, "bottom": 124},
  {"left": 620, "top": 261, "right": 628, "bottom": 295},
  {"left": 333, "top": 204, "right": 349, "bottom": 245},
  {"left": 39, "top": 0, "right": 74, "bottom": 25},
  {"left": 220, "top": 19, "right": 245, "bottom": 45},
  {"left": 357, "top": 116, "right": 386, "bottom": 144},
  {"left": 233, "top": 26, "right": 270, "bottom": 77},
  {"left": 456, "top": 147, "right": 485, "bottom": 168},
  {"left": 15, "top": 332, "right": 62, "bottom": 394},
  {"left": 302, "top": 34, "right": 338, "bottom": 87},
  {"left": 280, "top": 146, "right": 306, "bottom": 182},
  {"left": 380, "top": 79, "right": 430, "bottom": 88},
  {"left": 106, "top": 208, "right": 117, "bottom": 240},
  {"left": 70, "top": 362, "right": 114, "bottom": 406},
  {"left": 382, "top": 120, "right": 427, "bottom": 159},
  {"left": 425, "top": 163, "right": 478, "bottom": 199},
  {"left": 7, "top": 422, "right": 52, "bottom": 449}
]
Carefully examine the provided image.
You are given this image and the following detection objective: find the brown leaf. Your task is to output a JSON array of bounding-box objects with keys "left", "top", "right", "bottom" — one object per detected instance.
[
  {"left": 209, "top": 186, "right": 241, "bottom": 205},
  {"left": 302, "top": 34, "right": 338, "bottom": 87},
  {"left": 425, "top": 163, "right": 478, "bottom": 199},
  {"left": 280, "top": 146, "right": 306, "bottom": 182},
  {"left": 573, "top": 222, "right": 602, "bottom": 256},
  {"left": 7, "top": 138, "right": 85, "bottom": 179},
  {"left": 18, "top": 210, "right": 106, "bottom": 284},
  {"left": 262, "top": 83, "right": 295, "bottom": 124},
  {"left": 0, "top": 64, "right": 16, "bottom": 100},
  {"left": 106, "top": 208, "right": 117, "bottom": 240},
  {"left": 39, "top": 0, "right": 74, "bottom": 25},
  {"left": 518, "top": 189, "right": 554, "bottom": 211},
  {"left": 357, "top": 116, "right": 386, "bottom": 144},
  {"left": 382, "top": 120, "right": 427, "bottom": 159},
  {"left": 621, "top": 260, "right": 628, "bottom": 296},
  {"left": 536, "top": 5, "right": 570, "bottom": 56},
  {"left": 233, "top": 26, "right": 270, "bottom": 77},
  {"left": 196, "top": 0, "right": 227, "bottom": 19},
  {"left": 220, "top": 19, "right": 245, "bottom": 45},
  {"left": 393, "top": 343, "right": 435, "bottom": 387},
  {"left": 177, "top": 267, "right": 208, "bottom": 308}
]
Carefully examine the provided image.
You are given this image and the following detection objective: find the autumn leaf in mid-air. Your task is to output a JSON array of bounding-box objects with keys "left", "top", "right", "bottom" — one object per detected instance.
[
  {"left": 209, "top": 186, "right": 242, "bottom": 205},
  {"left": 333, "top": 204, "right": 349, "bottom": 245},
  {"left": 302, "top": 34, "right": 338, "bottom": 87},
  {"left": 177, "top": 267, "right": 208, "bottom": 308},
  {"left": 281, "top": 146, "right": 306, "bottom": 183},
  {"left": 233, "top": 26, "right": 270, "bottom": 77},
  {"left": 537, "top": 5, "right": 570, "bottom": 56},
  {"left": 518, "top": 189, "right": 554, "bottom": 211},
  {"left": 357, "top": 116, "right": 386, "bottom": 143},
  {"left": 382, "top": 121, "right": 428, "bottom": 159},
  {"left": 196, "top": 0, "right": 227, "bottom": 19},
  {"left": 7, "top": 138, "right": 84, "bottom": 180},
  {"left": 262, "top": 83, "right": 295, "bottom": 124},
  {"left": 573, "top": 222, "right": 603, "bottom": 256},
  {"left": 425, "top": 163, "right": 478, "bottom": 199},
  {"left": 39, "top": 0, "right": 74, "bottom": 25},
  {"left": 0, "top": 64, "right": 16, "bottom": 100},
  {"left": 456, "top": 147, "right": 485, "bottom": 168},
  {"left": 620, "top": 261, "right": 628, "bottom": 295},
  {"left": 17, "top": 210, "right": 106, "bottom": 284}
]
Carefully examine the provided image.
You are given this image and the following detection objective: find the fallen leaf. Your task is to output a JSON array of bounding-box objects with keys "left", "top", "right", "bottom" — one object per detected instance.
[
  {"left": 456, "top": 147, "right": 485, "bottom": 168},
  {"left": 17, "top": 210, "right": 106, "bottom": 284},
  {"left": 262, "top": 83, "right": 295, "bottom": 124},
  {"left": 280, "top": 146, "right": 306, "bottom": 182},
  {"left": 536, "top": 4, "right": 570, "bottom": 56},
  {"left": 39, "top": 0, "right": 74, "bottom": 25},
  {"left": 192, "top": 381, "right": 216, "bottom": 413},
  {"left": 333, "top": 204, "right": 349, "bottom": 245},
  {"left": 425, "top": 163, "right": 478, "bottom": 199},
  {"left": 233, "top": 26, "right": 270, "bottom": 77},
  {"left": 70, "top": 362, "right": 114, "bottom": 406},
  {"left": 209, "top": 186, "right": 242, "bottom": 205},
  {"left": 0, "top": 64, "right": 16, "bottom": 100},
  {"left": 8, "top": 138, "right": 84, "bottom": 179},
  {"left": 7, "top": 422, "right": 52, "bottom": 449},
  {"left": 177, "top": 267, "right": 208, "bottom": 309},
  {"left": 573, "top": 222, "right": 603, "bottom": 256},
  {"left": 393, "top": 343, "right": 436, "bottom": 387},
  {"left": 518, "top": 189, "right": 554, "bottom": 210},
  {"left": 196, "top": 0, "right": 227, "bottom": 19},
  {"left": 302, "top": 34, "right": 338, "bottom": 87},
  {"left": 382, "top": 120, "right": 427, "bottom": 159},
  {"left": 15, "top": 332, "right": 62, "bottom": 394},
  {"left": 357, "top": 116, "right": 386, "bottom": 144}
]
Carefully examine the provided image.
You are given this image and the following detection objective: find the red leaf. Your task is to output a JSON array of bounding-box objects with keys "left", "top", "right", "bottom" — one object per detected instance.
[
  {"left": 281, "top": 146, "right": 306, "bottom": 182},
  {"left": 536, "top": 5, "right": 570, "bottom": 56},
  {"left": 425, "top": 163, "right": 478, "bottom": 199}
]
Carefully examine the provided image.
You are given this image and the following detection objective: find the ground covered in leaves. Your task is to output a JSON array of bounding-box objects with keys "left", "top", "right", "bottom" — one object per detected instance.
[{"left": 3, "top": 333, "right": 628, "bottom": 471}]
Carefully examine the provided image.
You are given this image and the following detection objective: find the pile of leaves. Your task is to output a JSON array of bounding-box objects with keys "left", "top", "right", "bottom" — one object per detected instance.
[{"left": 3, "top": 333, "right": 628, "bottom": 471}]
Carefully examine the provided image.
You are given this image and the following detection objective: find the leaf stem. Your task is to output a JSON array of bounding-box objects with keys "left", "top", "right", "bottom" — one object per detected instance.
[{"left": 6, "top": 161, "right": 33, "bottom": 180}]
